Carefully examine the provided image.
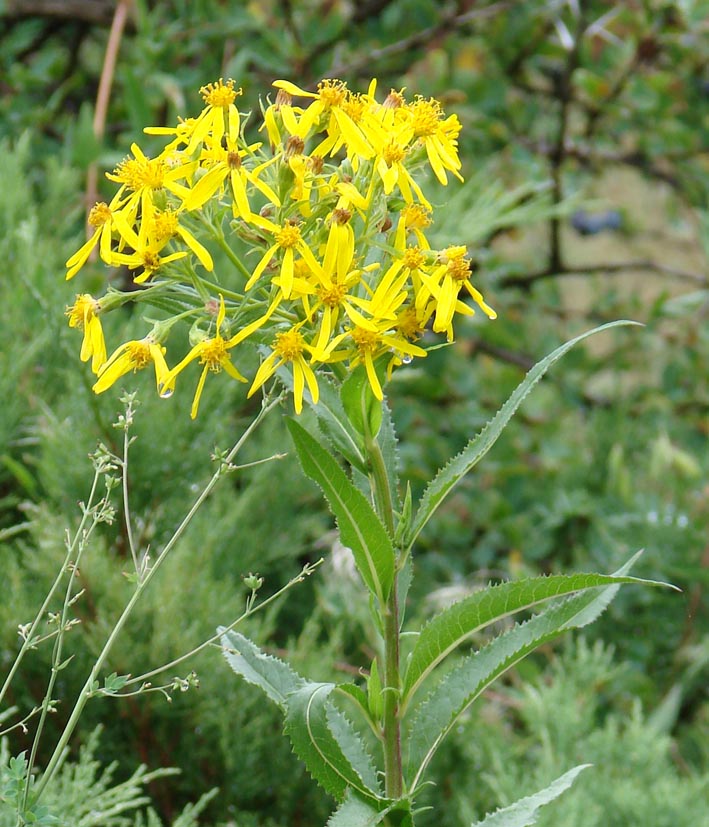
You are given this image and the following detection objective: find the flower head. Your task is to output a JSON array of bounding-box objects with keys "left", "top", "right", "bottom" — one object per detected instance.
[
  {"left": 63, "top": 76, "right": 496, "bottom": 417},
  {"left": 93, "top": 337, "right": 173, "bottom": 396},
  {"left": 66, "top": 294, "right": 107, "bottom": 373},
  {"left": 248, "top": 327, "right": 319, "bottom": 414},
  {"left": 162, "top": 296, "right": 246, "bottom": 419}
]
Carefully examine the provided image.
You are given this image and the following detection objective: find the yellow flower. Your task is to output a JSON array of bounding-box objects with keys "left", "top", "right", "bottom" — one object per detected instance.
[
  {"left": 182, "top": 135, "right": 280, "bottom": 219},
  {"left": 162, "top": 296, "right": 246, "bottom": 419},
  {"left": 406, "top": 96, "right": 464, "bottom": 185},
  {"left": 186, "top": 78, "right": 243, "bottom": 154},
  {"left": 66, "top": 294, "right": 107, "bottom": 374},
  {"left": 308, "top": 263, "right": 381, "bottom": 355},
  {"left": 93, "top": 337, "right": 173, "bottom": 396},
  {"left": 143, "top": 115, "right": 200, "bottom": 151},
  {"left": 371, "top": 134, "right": 430, "bottom": 207},
  {"left": 65, "top": 201, "right": 115, "bottom": 280},
  {"left": 245, "top": 217, "right": 322, "bottom": 300},
  {"left": 248, "top": 327, "right": 319, "bottom": 414},
  {"left": 418, "top": 246, "right": 496, "bottom": 340},
  {"left": 150, "top": 207, "right": 214, "bottom": 270},
  {"left": 326, "top": 322, "right": 426, "bottom": 400},
  {"left": 272, "top": 79, "right": 374, "bottom": 160},
  {"left": 110, "top": 207, "right": 190, "bottom": 283},
  {"left": 106, "top": 142, "right": 192, "bottom": 214},
  {"left": 323, "top": 202, "right": 355, "bottom": 281}
]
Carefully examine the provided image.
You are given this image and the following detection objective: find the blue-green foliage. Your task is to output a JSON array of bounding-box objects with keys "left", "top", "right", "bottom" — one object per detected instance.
[
  {"left": 426, "top": 639, "right": 709, "bottom": 827},
  {"left": 0, "top": 727, "right": 216, "bottom": 827},
  {"left": 0, "top": 0, "right": 707, "bottom": 823}
]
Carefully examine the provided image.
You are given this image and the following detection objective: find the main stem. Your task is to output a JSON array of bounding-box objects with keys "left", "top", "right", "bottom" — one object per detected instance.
[{"left": 365, "top": 432, "right": 403, "bottom": 799}]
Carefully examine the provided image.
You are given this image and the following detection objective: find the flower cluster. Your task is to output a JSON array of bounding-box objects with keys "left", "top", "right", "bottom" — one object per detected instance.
[{"left": 65, "top": 77, "right": 495, "bottom": 417}]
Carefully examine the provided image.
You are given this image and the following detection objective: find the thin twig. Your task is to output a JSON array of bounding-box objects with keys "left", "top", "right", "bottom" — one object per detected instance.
[
  {"left": 325, "top": 2, "right": 512, "bottom": 80},
  {"left": 548, "top": 2, "right": 588, "bottom": 274},
  {"left": 500, "top": 260, "right": 708, "bottom": 290},
  {"left": 85, "top": 0, "right": 132, "bottom": 227}
]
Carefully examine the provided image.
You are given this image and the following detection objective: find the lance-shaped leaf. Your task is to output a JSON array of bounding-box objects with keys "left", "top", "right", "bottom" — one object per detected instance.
[
  {"left": 374, "top": 398, "right": 401, "bottom": 512},
  {"left": 312, "top": 376, "right": 367, "bottom": 473},
  {"left": 285, "top": 682, "right": 382, "bottom": 802},
  {"left": 219, "top": 629, "right": 304, "bottom": 708},
  {"left": 327, "top": 793, "right": 411, "bottom": 827},
  {"left": 404, "top": 321, "right": 640, "bottom": 550},
  {"left": 341, "top": 364, "right": 383, "bottom": 438},
  {"left": 401, "top": 562, "right": 667, "bottom": 709},
  {"left": 404, "top": 574, "right": 631, "bottom": 790},
  {"left": 287, "top": 418, "right": 395, "bottom": 603},
  {"left": 327, "top": 792, "right": 385, "bottom": 827},
  {"left": 470, "top": 764, "right": 590, "bottom": 827}
]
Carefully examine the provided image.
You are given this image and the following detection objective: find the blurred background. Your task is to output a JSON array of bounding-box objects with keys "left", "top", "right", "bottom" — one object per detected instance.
[{"left": 0, "top": 1, "right": 707, "bottom": 825}]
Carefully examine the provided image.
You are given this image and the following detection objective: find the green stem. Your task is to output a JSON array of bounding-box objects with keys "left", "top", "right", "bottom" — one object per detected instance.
[
  {"left": 364, "top": 425, "right": 403, "bottom": 799},
  {"left": 31, "top": 395, "right": 280, "bottom": 802},
  {"left": 0, "top": 469, "right": 102, "bottom": 709},
  {"left": 382, "top": 581, "right": 403, "bottom": 799}
]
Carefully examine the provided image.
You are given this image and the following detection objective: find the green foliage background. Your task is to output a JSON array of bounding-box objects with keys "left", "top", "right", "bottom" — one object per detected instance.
[{"left": 0, "top": 0, "right": 707, "bottom": 824}]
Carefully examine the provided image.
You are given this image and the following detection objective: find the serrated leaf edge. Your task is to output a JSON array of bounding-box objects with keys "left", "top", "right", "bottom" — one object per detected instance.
[
  {"left": 405, "top": 321, "right": 640, "bottom": 549},
  {"left": 401, "top": 571, "right": 665, "bottom": 709},
  {"left": 470, "top": 764, "right": 591, "bottom": 827},
  {"left": 404, "top": 585, "right": 621, "bottom": 790}
]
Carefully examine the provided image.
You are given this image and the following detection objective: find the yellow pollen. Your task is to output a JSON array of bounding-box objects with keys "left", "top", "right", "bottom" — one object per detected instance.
[
  {"left": 200, "top": 338, "right": 229, "bottom": 371},
  {"left": 200, "top": 78, "right": 241, "bottom": 108},
  {"left": 277, "top": 223, "right": 301, "bottom": 248},
  {"left": 382, "top": 142, "right": 406, "bottom": 165},
  {"left": 410, "top": 97, "right": 442, "bottom": 137},
  {"left": 351, "top": 327, "right": 380, "bottom": 354},
  {"left": 397, "top": 307, "right": 423, "bottom": 340},
  {"left": 66, "top": 294, "right": 98, "bottom": 328},
  {"left": 274, "top": 329, "right": 304, "bottom": 360},
  {"left": 402, "top": 203, "right": 432, "bottom": 229},
  {"left": 114, "top": 155, "right": 166, "bottom": 191},
  {"left": 403, "top": 246, "right": 424, "bottom": 270},
  {"left": 227, "top": 150, "right": 242, "bottom": 169},
  {"left": 142, "top": 251, "right": 161, "bottom": 271},
  {"left": 318, "top": 282, "right": 347, "bottom": 307},
  {"left": 447, "top": 255, "right": 471, "bottom": 282},
  {"left": 153, "top": 210, "right": 179, "bottom": 239},
  {"left": 88, "top": 202, "right": 111, "bottom": 227},
  {"left": 342, "top": 93, "right": 366, "bottom": 121},
  {"left": 126, "top": 341, "right": 152, "bottom": 369},
  {"left": 317, "top": 79, "right": 347, "bottom": 108}
]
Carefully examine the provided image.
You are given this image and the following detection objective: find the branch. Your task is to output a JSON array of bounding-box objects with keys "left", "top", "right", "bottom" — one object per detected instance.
[
  {"left": 3, "top": 0, "right": 118, "bottom": 26},
  {"left": 500, "top": 260, "right": 708, "bottom": 290},
  {"left": 324, "top": 1, "right": 512, "bottom": 80},
  {"left": 548, "top": 2, "right": 588, "bottom": 273}
]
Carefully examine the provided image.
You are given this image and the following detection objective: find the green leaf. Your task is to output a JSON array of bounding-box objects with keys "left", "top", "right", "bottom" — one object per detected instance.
[
  {"left": 377, "top": 398, "right": 401, "bottom": 511},
  {"left": 284, "top": 682, "right": 382, "bottom": 802},
  {"left": 405, "top": 321, "right": 641, "bottom": 550},
  {"left": 404, "top": 572, "right": 632, "bottom": 790},
  {"left": 470, "top": 765, "right": 590, "bottom": 827},
  {"left": 367, "top": 658, "right": 383, "bottom": 722},
  {"left": 337, "top": 683, "right": 372, "bottom": 721},
  {"left": 401, "top": 567, "right": 669, "bottom": 709},
  {"left": 341, "top": 365, "right": 382, "bottom": 438},
  {"left": 327, "top": 792, "right": 386, "bottom": 827},
  {"left": 326, "top": 793, "right": 412, "bottom": 827},
  {"left": 313, "top": 377, "right": 367, "bottom": 472},
  {"left": 287, "top": 418, "right": 395, "bottom": 603},
  {"left": 218, "top": 629, "right": 304, "bottom": 708}
]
